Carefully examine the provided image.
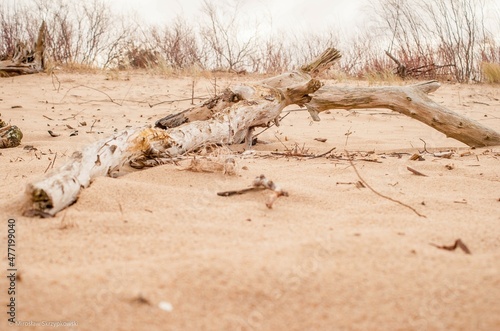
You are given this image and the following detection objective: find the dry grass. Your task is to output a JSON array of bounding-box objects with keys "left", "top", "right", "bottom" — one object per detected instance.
[
  {"left": 482, "top": 62, "right": 500, "bottom": 84},
  {"left": 365, "top": 69, "right": 403, "bottom": 85},
  {"left": 55, "top": 61, "right": 101, "bottom": 74}
]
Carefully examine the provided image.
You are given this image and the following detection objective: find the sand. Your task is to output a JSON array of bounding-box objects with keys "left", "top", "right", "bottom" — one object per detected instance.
[{"left": 1, "top": 71, "right": 499, "bottom": 331}]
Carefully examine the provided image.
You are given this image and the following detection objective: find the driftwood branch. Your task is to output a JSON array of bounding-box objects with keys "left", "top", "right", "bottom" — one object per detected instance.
[
  {"left": 21, "top": 46, "right": 500, "bottom": 218},
  {"left": 0, "top": 21, "right": 46, "bottom": 77},
  {"left": 155, "top": 48, "right": 341, "bottom": 129},
  {"left": 24, "top": 78, "right": 321, "bottom": 217},
  {"left": 306, "top": 81, "right": 500, "bottom": 147},
  {"left": 24, "top": 49, "right": 337, "bottom": 217}
]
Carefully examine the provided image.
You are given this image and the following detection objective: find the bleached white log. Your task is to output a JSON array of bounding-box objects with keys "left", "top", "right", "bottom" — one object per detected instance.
[
  {"left": 25, "top": 129, "right": 137, "bottom": 217},
  {"left": 24, "top": 80, "right": 321, "bottom": 217}
]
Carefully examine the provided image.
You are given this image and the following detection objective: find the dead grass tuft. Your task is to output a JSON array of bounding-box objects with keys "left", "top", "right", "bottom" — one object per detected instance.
[
  {"left": 482, "top": 62, "right": 500, "bottom": 84},
  {"left": 365, "top": 69, "right": 403, "bottom": 85}
]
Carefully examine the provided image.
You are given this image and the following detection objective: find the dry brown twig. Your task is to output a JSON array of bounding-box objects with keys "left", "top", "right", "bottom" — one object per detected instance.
[
  {"left": 345, "top": 150, "right": 426, "bottom": 218},
  {"left": 217, "top": 174, "right": 288, "bottom": 208},
  {"left": 430, "top": 239, "right": 471, "bottom": 255},
  {"left": 407, "top": 166, "right": 428, "bottom": 177}
]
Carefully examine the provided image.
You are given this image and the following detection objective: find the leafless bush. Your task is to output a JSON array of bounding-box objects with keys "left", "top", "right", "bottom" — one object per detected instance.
[
  {"left": 0, "top": 2, "right": 37, "bottom": 60},
  {"left": 199, "top": 0, "right": 258, "bottom": 71},
  {"left": 249, "top": 35, "right": 292, "bottom": 73},
  {"left": 120, "top": 43, "right": 159, "bottom": 69},
  {"left": 148, "top": 17, "right": 202, "bottom": 69},
  {"left": 371, "top": 0, "right": 495, "bottom": 82},
  {"left": 1, "top": 0, "right": 498, "bottom": 81}
]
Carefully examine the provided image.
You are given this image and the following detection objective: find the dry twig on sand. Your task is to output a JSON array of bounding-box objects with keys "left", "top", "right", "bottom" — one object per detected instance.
[
  {"left": 430, "top": 239, "right": 471, "bottom": 254},
  {"left": 218, "top": 174, "right": 288, "bottom": 208},
  {"left": 346, "top": 150, "right": 426, "bottom": 218},
  {"left": 407, "top": 166, "right": 428, "bottom": 177}
]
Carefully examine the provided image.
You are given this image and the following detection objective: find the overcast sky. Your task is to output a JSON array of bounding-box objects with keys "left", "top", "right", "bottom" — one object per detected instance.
[{"left": 109, "top": 0, "right": 368, "bottom": 35}]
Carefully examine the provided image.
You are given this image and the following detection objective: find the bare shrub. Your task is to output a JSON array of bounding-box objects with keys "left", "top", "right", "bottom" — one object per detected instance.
[
  {"left": 0, "top": 2, "right": 38, "bottom": 60},
  {"left": 250, "top": 35, "right": 292, "bottom": 74},
  {"left": 371, "top": 0, "right": 495, "bottom": 82},
  {"left": 199, "top": 0, "right": 258, "bottom": 71},
  {"left": 121, "top": 43, "right": 159, "bottom": 69},
  {"left": 148, "top": 17, "right": 202, "bottom": 69}
]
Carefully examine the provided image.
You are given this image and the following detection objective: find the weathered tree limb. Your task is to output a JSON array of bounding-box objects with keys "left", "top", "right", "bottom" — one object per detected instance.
[
  {"left": 306, "top": 81, "right": 500, "bottom": 147},
  {"left": 0, "top": 21, "right": 46, "bottom": 77},
  {"left": 385, "top": 51, "right": 407, "bottom": 78},
  {"left": 385, "top": 51, "right": 455, "bottom": 79},
  {"left": 24, "top": 79, "right": 321, "bottom": 217},
  {"left": 155, "top": 48, "right": 341, "bottom": 129},
  {"left": 24, "top": 129, "right": 137, "bottom": 217}
]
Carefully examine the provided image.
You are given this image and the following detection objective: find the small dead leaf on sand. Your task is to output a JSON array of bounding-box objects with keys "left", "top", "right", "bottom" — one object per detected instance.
[
  {"left": 314, "top": 138, "right": 327, "bottom": 142},
  {"left": 430, "top": 239, "right": 471, "bottom": 254}
]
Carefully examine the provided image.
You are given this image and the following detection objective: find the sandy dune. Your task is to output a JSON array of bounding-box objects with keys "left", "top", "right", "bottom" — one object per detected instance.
[{"left": 1, "top": 71, "right": 499, "bottom": 330}]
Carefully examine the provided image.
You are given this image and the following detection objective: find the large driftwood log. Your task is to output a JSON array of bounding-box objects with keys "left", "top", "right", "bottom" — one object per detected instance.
[
  {"left": 24, "top": 79, "right": 322, "bottom": 217},
  {"left": 21, "top": 47, "right": 500, "bottom": 216},
  {"left": 306, "top": 81, "right": 500, "bottom": 147},
  {"left": 25, "top": 49, "right": 340, "bottom": 216},
  {"left": 158, "top": 47, "right": 499, "bottom": 147},
  {"left": 0, "top": 21, "right": 46, "bottom": 77}
]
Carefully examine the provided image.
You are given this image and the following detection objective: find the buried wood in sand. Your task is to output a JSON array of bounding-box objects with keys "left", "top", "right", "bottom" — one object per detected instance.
[{"left": 20, "top": 47, "right": 500, "bottom": 217}]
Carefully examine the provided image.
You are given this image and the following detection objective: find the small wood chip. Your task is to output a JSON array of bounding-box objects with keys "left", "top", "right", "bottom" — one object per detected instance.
[
  {"left": 445, "top": 163, "right": 455, "bottom": 170},
  {"left": 410, "top": 153, "right": 424, "bottom": 161},
  {"left": 48, "top": 130, "right": 60, "bottom": 137},
  {"left": 433, "top": 151, "right": 453, "bottom": 158},
  {"left": 11, "top": 105, "right": 23, "bottom": 109},
  {"left": 130, "top": 295, "right": 151, "bottom": 305},
  {"left": 407, "top": 166, "right": 428, "bottom": 177}
]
